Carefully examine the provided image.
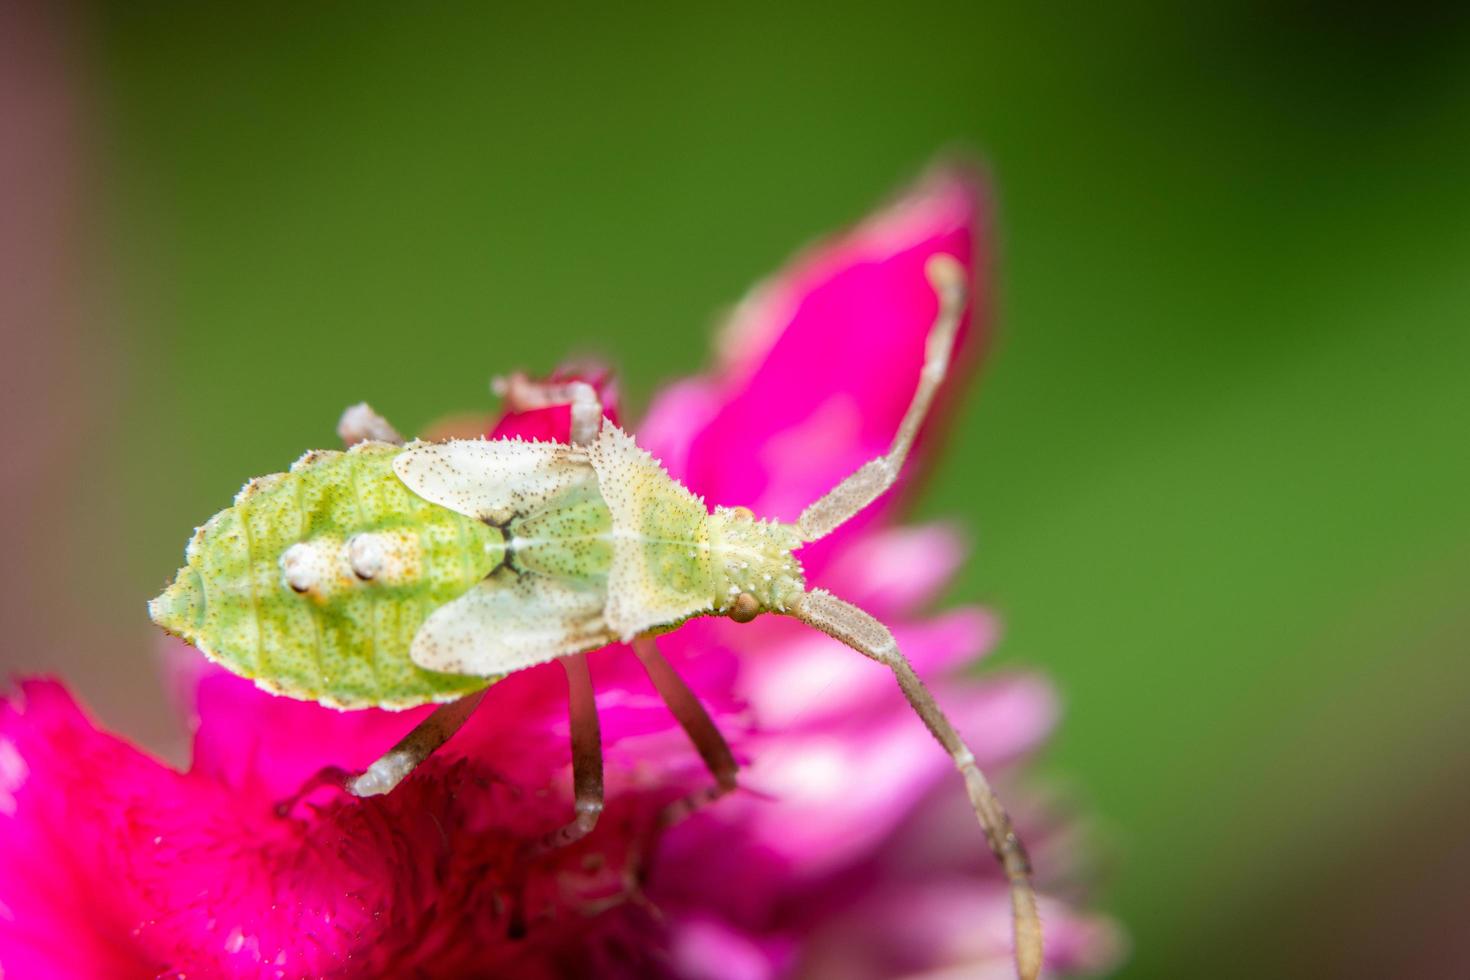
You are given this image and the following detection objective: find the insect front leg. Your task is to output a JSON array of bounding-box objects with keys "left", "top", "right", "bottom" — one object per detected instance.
[
  {"left": 492, "top": 372, "right": 604, "bottom": 446},
  {"left": 347, "top": 689, "right": 489, "bottom": 797},
  {"left": 796, "top": 254, "right": 966, "bottom": 542},
  {"left": 337, "top": 401, "right": 405, "bottom": 446},
  {"left": 504, "top": 655, "right": 603, "bottom": 941},
  {"left": 788, "top": 588, "right": 1043, "bottom": 980},
  {"left": 631, "top": 636, "right": 739, "bottom": 824},
  {"left": 337, "top": 399, "right": 498, "bottom": 798},
  {"left": 534, "top": 652, "right": 605, "bottom": 851}
]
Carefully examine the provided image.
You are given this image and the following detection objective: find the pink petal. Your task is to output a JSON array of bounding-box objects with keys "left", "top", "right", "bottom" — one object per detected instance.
[
  {"left": 737, "top": 608, "right": 997, "bottom": 729},
  {"left": 949, "top": 672, "right": 1060, "bottom": 768},
  {"left": 0, "top": 681, "right": 172, "bottom": 979},
  {"left": 667, "top": 915, "right": 793, "bottom": 980},
  {"left": 179, "top": 635, "right": 730, "bottom": 798},
  {"left": 817, "top": 522, "right": 972, "bottom": 618},
  {"left": 186, "top": 656, "right": 437, "bottom": 799},
  {"left": 488, "top": 362, "right": 621, "bottom": 442},
  {"left": 640, "top": 166, "right": 987, "bottom": 574},
  {"left": 658, "top": 671, "right": 1056, "bottom": 901},
  {"left": 629, "top": 378, "right": 724, "bottom": 484},
  {"left": 795, "top": 879, "right": 1125, "bottom": 979},
  {"left": 1, "top": 679, "right": 699, "bottom": 978},
  {"left": 713, "top": 169, "right": 986, "bottom": 387}
]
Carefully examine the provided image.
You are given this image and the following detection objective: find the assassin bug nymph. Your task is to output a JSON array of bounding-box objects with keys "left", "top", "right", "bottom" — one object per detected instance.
[{"left": 150, "top": 255, "right": 1043, "bottom": 979}]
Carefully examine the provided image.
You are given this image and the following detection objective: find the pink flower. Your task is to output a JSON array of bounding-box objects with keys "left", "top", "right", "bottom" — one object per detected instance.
[{"left": 0, "top": 166, "right": 1121, "bottom": 978}]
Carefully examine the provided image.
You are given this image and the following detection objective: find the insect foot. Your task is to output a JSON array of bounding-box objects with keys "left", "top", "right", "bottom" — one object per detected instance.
[
  {"left": 347, "top": 690, "right": 490, "bottom": 798},
  {"left": 337, "top": 401, "right": 404, "bottom": 446}
]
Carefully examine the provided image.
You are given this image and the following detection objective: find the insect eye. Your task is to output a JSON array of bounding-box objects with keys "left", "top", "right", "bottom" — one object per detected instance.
[{"left": 729, "top": 593, "right": 760, "bottom": 623}]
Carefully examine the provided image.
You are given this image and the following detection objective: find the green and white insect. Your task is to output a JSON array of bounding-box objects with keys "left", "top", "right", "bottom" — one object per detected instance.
[{"left": 149, "top": 255, "right": 1042, "bottom": 980}]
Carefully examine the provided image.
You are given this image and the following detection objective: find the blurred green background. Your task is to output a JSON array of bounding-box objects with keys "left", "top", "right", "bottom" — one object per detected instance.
[{"left": 4, "top": 2, "right": 1469, "bottom": 977}]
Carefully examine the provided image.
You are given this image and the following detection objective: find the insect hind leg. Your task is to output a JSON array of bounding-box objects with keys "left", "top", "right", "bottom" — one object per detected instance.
[
  {"left": 632, "top": 636, "right": 740, "bottom": 825},
  {"left": 505, "top": 655, "right": 606, "bottom": 942},
  {"left": 796, "top": 254, "right": 966, "bottom": 543},
  {"left": 531, "top": 652, "right": 605, "bottom": 852},
  {"left": 788, "top": 587, "right": 1043, "bottom": 980}
]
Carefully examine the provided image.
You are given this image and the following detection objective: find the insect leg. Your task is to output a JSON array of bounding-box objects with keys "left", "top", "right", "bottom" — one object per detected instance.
[
  {"left": 347, "top": 689, "right": 488, "bottom": 797},
  {"left": 492, "top": 373, "right": 603, "bottom": 446},
  {"left": 788, "top": 587, "right": 1043, "bottom": 980},
  {"left": 563, "top": 380, "right": 602, "bottom": 446},
  {"left": 535, "top": 652, "right": 605, "bottom": 851},
  {"left": 337, "top": 402, "right": 405, "bottom": 446},
  {"left": 632, "top": 636, "right": 739, "bottom": 824},
  {"left": 796, "top": 254, "right": 966, "bottom": 542}
]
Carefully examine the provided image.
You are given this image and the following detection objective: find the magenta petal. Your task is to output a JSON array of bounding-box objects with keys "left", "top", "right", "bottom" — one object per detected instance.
[
  {"left": 668, "top": 915, "right": 793, "bottom": 980},
  {"left": 642, "top": 168, "right": 986, "bottom": 567},
  {"left": 633, "top": 378, "right": 725, "bottom": 484},
  {"left": 1, "top": 679, "right": 690, "bottom": 978},
  {"left": 0, "top": 681, "right": 169, "bottom": 979},
  {"left": 818, "top": 523, "right": 971, "bottom": 618},
  {"left": 738, "top": 608, "right": 996, "bottom": 729},
  {"left": 734, "top": 713, "right": 968, "bottom": 878},
  {"left": 713, "top": 169, "right": 985, "bottom": 389},
  {"left": 681, "top": 673, "right": 1057, "bottom": 886},
  {"left": 797, "top": 879, "right": 1124, "bottom": 979},
  {"left": 948, "top": 672, "right": 1060, "bottom": 767},
  {"left": 186, "top": 656, "right": 434, "bottom": 799},
  {"left": 488, "top": 362, "right": 621, "bottom": 442}
]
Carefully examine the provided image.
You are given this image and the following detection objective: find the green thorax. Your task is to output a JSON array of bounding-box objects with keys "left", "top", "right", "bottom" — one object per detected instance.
[
  {"left": 578, "top": 424, "right": 806, "bottom": 637},
  {"left": 150, "top": 442, "right": 506, "bottom": 709}
]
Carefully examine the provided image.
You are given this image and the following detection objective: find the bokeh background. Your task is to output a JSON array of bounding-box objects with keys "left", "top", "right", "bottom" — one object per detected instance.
[{"left": 4, "top": 2, "right": 1469, "bottom": 977}]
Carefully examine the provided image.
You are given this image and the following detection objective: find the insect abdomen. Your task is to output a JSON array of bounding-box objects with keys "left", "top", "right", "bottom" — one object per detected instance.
[{"left": 150, "top": 442, "right": 504, "bottom": 709}]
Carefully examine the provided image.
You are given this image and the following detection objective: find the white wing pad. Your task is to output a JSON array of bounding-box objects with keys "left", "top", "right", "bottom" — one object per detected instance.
[
  {"left": 395, "top": 438, "right": 621, "bottom": 675},
  {"left": 392, "top": 437, "right": 589, "bottom": 524},
  {"left": 408, "top": 568, "right": 615, "bottom": 676}
]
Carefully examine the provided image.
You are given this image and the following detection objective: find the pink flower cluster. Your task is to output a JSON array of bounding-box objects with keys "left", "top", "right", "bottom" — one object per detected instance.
[{"left": 0, "top": 168, "right": 1120, "bottom": 978}]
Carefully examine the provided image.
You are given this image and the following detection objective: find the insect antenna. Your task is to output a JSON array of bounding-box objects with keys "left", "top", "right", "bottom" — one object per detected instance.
[
  {"left": 786, "top": 587, "right": 1043, "bottom": 980},
  {"left": 796, "top": 253, "right": 967, "bottom": 542}
]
